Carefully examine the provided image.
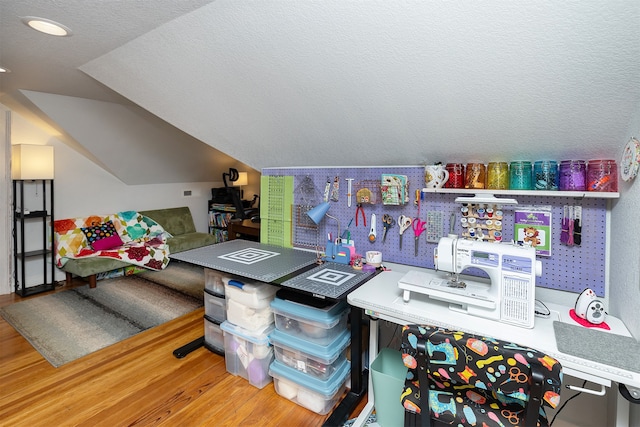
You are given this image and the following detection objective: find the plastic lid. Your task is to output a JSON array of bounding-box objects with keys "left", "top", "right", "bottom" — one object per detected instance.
[
  {"left": 220, "top": 320, "right": 274, "bottom": 345},
  {"left": 225, "top": 280, "right": 279, "bottom": 297},
  {"left": 270, "top": 297, "right": 349, "bottom": 326},
  {"left": 269, "top": 328, "right": 350, "bottom": 363},
  {"left": 269, "top": 358, "right": 351, "bottom": 396}
]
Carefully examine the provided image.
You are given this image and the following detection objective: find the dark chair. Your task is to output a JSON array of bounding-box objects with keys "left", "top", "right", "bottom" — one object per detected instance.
[{"left": 400, "top": 324, "right": 562, "bottom": 427}]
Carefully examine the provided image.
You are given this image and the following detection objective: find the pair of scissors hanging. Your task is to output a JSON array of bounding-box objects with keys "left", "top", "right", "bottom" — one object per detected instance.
[
  {"left": 412, "top": 217, "right": 427, "bottom": 256},
  {"left": 381, "top": 214, "right": 395, "bottom": 242},
  {"left": 397, "top": 215, "right": 412, "bottom": 250}
]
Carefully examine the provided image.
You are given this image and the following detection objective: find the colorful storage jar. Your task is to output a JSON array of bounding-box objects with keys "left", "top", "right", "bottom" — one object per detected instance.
[
  {"left": 587, "top": 159, "right": 618, "bottom": 192},
  {"left": 509, "top": 161, "right": 533, "bottom": 190},
  {"left": 269, "top": 358, "right": 351, "bottom": 415},
  {"left": 269, "top": 328, "right": 350, "bottom": 381},
  {"left": 444, "top": 163, "right": 465, "bottom": 188},
  {"left": 559, "top": 160, "right": 587, "bottom": 191},
  {"left": 486, "top": 162, "right": 509, "bottom": 189},
  {"left": 271, "top": 297, "right": 349, "bottom": 346},
  {"left": 220, "top": 321, "right": 275, "bottom": 389},
  {"left": 465, "top": 163, "right": 486, "bottom": 189},
  {"left": 533, "top": 160, "right": 559, "bottom": 190}
]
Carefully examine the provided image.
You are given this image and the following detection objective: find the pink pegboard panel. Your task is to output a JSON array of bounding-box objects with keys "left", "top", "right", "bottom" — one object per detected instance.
[{"left": 263, "top": 167, "right": 609, "bottom": 297}]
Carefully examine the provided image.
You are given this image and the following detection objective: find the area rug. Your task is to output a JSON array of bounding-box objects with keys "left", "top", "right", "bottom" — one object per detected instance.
[{"left": 0, "top": 263, "right": 204, "bottom": 367}]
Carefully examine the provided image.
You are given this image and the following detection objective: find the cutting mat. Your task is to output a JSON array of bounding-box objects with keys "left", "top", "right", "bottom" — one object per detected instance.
[
  {"left": 279, "top": 262, "right": 375, "bottom": 300},
  {"left": 171, "top": 240, "right": 317, "bottom": 283}
]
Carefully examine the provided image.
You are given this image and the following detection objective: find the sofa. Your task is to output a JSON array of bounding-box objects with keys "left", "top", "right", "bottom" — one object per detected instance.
[{"left": 54, "top": 206, "right": 216, "bottom": 288}]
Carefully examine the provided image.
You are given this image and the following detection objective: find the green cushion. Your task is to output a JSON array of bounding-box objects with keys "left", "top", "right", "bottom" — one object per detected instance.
[
  {"left": 138, "top": 207, "right": 196, "bottom": 236},
  {"left": 167, "top": 233, "right": 217, "bottom": 253},
  {"left": 60, "top": 257, "right": 132, "bottom": 278}
]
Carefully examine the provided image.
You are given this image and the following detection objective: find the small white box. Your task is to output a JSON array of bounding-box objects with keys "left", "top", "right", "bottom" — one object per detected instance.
[
  {"left": 271, "top": 297, "right": 350, "bottom": 345},
  {"left": 221, "top": 321, "right": 274, "bottom": 389},
  {"left": 226, "top": 298, "right": 274, "bottom": 332},
  {"left": 269, "top": 358, "right": 351, "bottom": 415},
  {"left": 204, "top": 288, "right": 226, "bottom": 323},
  {"left": 224, "top": 279, "right": 279, "bottom": 309}
]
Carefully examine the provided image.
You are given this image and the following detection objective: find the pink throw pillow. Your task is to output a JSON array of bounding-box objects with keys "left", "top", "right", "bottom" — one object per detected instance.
[{"left": 91, "top": 234, "right": 124, "bottom": 251}]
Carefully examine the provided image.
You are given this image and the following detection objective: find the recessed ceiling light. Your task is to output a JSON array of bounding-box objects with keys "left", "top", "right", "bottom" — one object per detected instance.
[
  {"left": 0, "top": 66, "right": 10, "bottom": 73},
  {"left": 21, "top": 16, "right": 72, "bottom": 37}
]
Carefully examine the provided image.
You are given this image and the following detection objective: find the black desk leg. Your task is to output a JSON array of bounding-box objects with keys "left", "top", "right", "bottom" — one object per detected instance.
[
  {"left": 173, "top": 336, "right": 205, "bottom": 359},
  {"left": 323, "top": 307, "right": 367, "bottom": 427}
]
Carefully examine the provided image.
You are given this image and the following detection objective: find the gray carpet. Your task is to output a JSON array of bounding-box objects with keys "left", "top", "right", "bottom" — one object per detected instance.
[{"left": 0, "top": 262, "right": 204, "bottom": 367}]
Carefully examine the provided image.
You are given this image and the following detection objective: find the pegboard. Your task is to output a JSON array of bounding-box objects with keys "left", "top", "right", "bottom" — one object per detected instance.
[{"left": 263, "top": 166, "right": 609, "bottom": 296}]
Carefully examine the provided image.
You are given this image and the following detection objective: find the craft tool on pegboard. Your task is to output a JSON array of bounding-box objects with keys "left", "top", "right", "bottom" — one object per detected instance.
[
  {"left": 346, "top": 178, "right": 354, "bottom": 207},
  {"left": 292, "top": 175, "right": 321, "bottom": 248},
  {"left": 425, "top": 211, "right": 444, "bottom": 243},
  {"left": 262, "top": 166, "right": 610, "bottom": 297},
  {"left": 260, "top": 175, "right": 294, "bottom": 247}
]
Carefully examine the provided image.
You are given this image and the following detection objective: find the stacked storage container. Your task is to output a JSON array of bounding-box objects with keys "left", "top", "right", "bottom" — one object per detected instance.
[
  {"left": 268, "top": 295, "right": 352, "bottom": 415},
  {"left": 203, "top": 268, "right": 227, "bottom": 355},
  {"left": 220, "top": 276, "right": 279, "bottom": 389}
]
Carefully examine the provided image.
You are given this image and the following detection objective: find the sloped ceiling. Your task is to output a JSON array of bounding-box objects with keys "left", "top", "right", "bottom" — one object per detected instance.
[
  {"left": 0, "top": 0, "right": 251, "bottom": 185},
  {"left": 3, "top": 1, "right": 640, "bottom": 178}
]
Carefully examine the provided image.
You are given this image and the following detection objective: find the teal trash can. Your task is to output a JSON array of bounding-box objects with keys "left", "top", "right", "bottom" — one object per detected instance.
[{"left": 370, "top": 347, "right": 408, "bottom": 427}]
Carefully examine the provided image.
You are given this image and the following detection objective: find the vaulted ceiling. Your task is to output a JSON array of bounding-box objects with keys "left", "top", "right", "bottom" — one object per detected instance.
[{"left": 1, "top": 1, "right": 639, "bottom": 184}]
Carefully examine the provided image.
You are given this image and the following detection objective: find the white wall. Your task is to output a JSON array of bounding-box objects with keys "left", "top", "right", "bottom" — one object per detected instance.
[
  {"left": 4, "top": 109, "right": 261, "bottom": 289},
  {"left": 610, "top": 99, "right": 640, "bottom": 426},
  {"left": 610, "top": 99, "right": 640, "bottom": 339},
  {"left": 0, "top": 107, "right": 11, "bottom": 295}
]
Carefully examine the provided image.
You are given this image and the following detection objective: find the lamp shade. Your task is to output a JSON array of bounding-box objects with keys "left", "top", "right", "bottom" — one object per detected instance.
[
  {"left": 233, "top": 172, "right": 248, "bottom": 187},
  {"left": 307, "top": 202, "right": 331, "bottom": 225},
  {"left": 11, "top": 144, "right": 54, "bottom": 180}
]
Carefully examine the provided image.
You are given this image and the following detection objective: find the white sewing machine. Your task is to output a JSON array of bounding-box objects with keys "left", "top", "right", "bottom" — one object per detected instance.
[{"left": 398, "top": 235, "right": 542, "bottom": 328}]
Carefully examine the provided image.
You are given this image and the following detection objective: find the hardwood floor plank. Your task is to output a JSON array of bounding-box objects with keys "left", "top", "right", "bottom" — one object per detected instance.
[{"left": 0, "top": 286, "right": 369, "bottom": 427}]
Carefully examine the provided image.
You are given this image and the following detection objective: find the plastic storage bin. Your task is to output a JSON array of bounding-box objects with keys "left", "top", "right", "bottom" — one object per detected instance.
[
  {"left": 204, "top": 268, "right": 226, "bottom": 296},
  {"left": 371, "top": 348, "right": 408, "bottom": 427},
  {"left": 204, "top": 315, "right": 225, "bottom": 354},
  {"left": 269, "top": 328, "right": 350, "bottom": 381},
  {"left": 269, "top": 358, "right": 351, "bottom": 415},
  {"left": 271, "top": 297, "right": 350, "bottom": 346},
  {"left": 204, "top": 288, "right": 226, "bottom": 323},
  {"left": 226, "top": 298, "right": 274, "bottom": 331},
  {"left": 220, "top": 321, "right": 274, "bottom": 389},
  {"left": 224, "top": 279, "right": 279, "bottom": 309}
]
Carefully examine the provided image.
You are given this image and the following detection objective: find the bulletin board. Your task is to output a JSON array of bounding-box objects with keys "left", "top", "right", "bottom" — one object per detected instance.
[{"left": 262, "top": 166, "right": 609, "bottom": 296}]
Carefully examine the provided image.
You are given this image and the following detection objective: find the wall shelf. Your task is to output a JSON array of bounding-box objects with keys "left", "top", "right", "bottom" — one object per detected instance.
[
  {"left": 13, "top": 179, "right": 56, "bottom": 297},
  {"left": 421, "top": 187, "right": 620, "bottom": 199}
]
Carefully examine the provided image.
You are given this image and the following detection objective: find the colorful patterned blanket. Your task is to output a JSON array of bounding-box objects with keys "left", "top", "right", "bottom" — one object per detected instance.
[{"left": 53, "top": 211, "right": 171, "bottom": 272}]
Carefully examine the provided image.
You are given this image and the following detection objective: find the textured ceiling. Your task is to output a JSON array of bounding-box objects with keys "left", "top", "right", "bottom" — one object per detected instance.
[{"left": 2, "top": 1, "right": 640, "bottom": 179}]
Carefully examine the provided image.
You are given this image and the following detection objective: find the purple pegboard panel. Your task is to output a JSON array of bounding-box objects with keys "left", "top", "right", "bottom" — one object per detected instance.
[{"left": 263, "top": 167, "right": 608, "bottom": 296}]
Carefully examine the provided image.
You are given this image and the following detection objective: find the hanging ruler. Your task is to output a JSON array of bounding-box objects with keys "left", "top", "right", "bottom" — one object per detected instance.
[{"left": 260, "top": 175, "right": 294, "bottom": 247}]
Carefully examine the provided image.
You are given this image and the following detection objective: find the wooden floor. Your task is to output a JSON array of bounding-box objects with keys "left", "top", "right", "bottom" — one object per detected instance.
[{"left": 0, "top": 283, "right": 368, "bottom": 427}]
